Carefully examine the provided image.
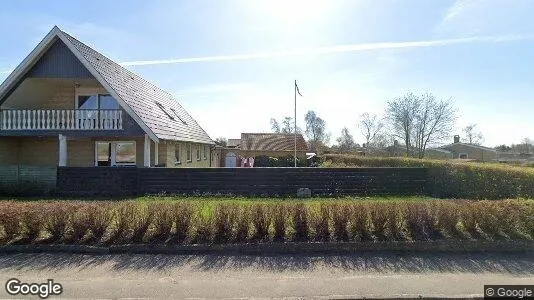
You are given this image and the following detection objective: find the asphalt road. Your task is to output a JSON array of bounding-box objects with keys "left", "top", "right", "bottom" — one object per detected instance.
[{"left": 0, "top": 252, "right": 533, "bottom": 299}]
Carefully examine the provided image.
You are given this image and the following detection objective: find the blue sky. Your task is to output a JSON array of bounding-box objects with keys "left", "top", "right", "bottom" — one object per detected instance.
[{"left": 1, "top": 0, "right": 533, "bottom": 146}]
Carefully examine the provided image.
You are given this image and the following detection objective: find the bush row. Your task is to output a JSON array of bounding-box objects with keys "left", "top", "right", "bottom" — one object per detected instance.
[
  {"left": 322, "top": 155, "right": 534, "bottom": 199},
  {"left": 253, "top": 155, "right": 308, "bottom": 167},
  {"left": 0, "top": 200, "right": 532, "bottom": 245}
]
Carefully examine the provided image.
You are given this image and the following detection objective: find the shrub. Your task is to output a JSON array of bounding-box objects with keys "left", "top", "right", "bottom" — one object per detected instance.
[
  {"left": 253, "top": 155, "right": 307, "bottom": 167},
  {"left": 349, "top": 203, "right": 371, "bottom": 241},
  {"left": 213, "top": 204, "right": 236, "bottom": 243},
  {"left": 130, "top": 204, "right": 155, "bottom": 243},
  {"left": 330, "top": 203, "right": 350, "bottom": 241},
  {"left": 461, "top": 202, "right": 479, "bottom": 238},
  {"left": 86, "top": 203, "right": 112, "bottom": 243},
  {"left": 322, "top": 154, "right": 534, "bottom": 199},
  {"left": 291, "top": 203, "right": 309, "bottom": 241},
  {"left": 385, "top": 203, "right": 404, "bottom": 240},
  {"left": 309, "top": 204, "right": 329, "bottom": 241},
  {"left": 43, "top": 203, "right": 72, "bottom": 242},
  {"left": 70, "top": 203, "right": 94, "bottom": 243},
  {"left": 19, "top": 203, "right": 44, "bottom": 242},
  {"left": 192, "top": 209, "right": 213, "bottom": 244},
  {"left": 109, "top": 202, "right": 135, "bottom": 243},
  {"left": 435, "top": 201, "right": 461, "bottom": 238},
  {"left": 150, "top": 202, "right": 174, "bottom": 242},
  {"left": 251, "top": 204, "right": 270, "bottom": 240},
  {"left": 404, "top": 202, "right": 439, "bottom": 241},
  {"left": 233, "top": 205, "right": 250, "bottom": 242},
  {"left": 172, "top": 202, "right": 194, "bottom": 243},
  {"left": 272, "top": 203, "right": 289, "bottom": 241},
  {"left": 0, "top": 202, "right": 21, "bottom": 243},
  {"left": 475, "top": 201, "right": 501, "bottom": 238},
  {"left": 370, "top": 203, "right": 389, "bottom": 241}
]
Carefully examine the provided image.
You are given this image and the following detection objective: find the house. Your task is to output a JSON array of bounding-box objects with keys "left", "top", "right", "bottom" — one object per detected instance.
[
  {"left": 0, "top": 26, "right": 214, "bottom": 172},
  {"left": 222, "top": 133, "right": 308, "bottom": 167},
  {"left": 440, "top": 135, "right": 497, "bottom": 161},
  {"left": 425, "top": 148, "right": 454, "bottom": 160}
]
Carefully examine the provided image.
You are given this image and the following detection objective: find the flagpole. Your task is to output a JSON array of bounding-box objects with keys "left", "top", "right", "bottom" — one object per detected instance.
[{"left": 294, "top": 80, "right": 297, "bottom": 168}]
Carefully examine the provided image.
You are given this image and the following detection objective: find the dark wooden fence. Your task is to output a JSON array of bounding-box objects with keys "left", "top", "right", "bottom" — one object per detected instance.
[{"left": 57, "top": 167, "right": 427, "bottom": 197}]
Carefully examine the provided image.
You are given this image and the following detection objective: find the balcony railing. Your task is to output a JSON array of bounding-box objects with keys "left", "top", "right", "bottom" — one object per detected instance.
[{"left": 0, "top": 109, "right": 123, "bottom": 130}]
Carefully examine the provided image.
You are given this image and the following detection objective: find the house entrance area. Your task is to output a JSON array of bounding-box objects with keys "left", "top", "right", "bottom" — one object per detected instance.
[
  {"left": 95, "top": 141, "right": 136, "bottom": 166},
  {"left": 0, "top": 136, "right": 148, "bottom": 168}
]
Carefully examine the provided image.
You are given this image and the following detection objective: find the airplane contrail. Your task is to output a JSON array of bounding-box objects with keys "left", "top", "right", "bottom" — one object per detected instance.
[{"left": 119, "top": 34, "right": 534, "bottom": 66}]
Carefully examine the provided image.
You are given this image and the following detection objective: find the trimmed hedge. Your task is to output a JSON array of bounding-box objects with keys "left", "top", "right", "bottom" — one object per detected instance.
[
  {"left": 322, "top": 155, "right": 534, "bottom": 199},
  {"left": 0, "top": 199, "right": 532, "bottom": 245},
  {"left": 253, "top": 155, "right": 308, "bottom": 167}
]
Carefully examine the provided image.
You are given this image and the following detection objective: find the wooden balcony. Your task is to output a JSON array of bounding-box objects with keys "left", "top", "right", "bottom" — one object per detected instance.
[{"left": 0, "top": 109, "right": 123, "bottom": 130}]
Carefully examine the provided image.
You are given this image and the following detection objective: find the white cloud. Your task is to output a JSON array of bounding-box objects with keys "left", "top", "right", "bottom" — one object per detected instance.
[
  {"left": 437, "top": 0, "right": 534, "bottom": 35},
  {"left": 119, "top": 34, "right": 534, "bottom": 66}
]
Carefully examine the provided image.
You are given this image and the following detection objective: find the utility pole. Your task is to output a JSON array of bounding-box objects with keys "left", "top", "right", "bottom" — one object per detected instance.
[{"left": 294, "top": 80, "right": 302, "bottom": 168}]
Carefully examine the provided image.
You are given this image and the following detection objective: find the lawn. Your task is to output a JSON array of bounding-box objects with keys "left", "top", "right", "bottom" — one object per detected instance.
[{"left": 0, "top": 196, "right": 533, "bottom": 246}]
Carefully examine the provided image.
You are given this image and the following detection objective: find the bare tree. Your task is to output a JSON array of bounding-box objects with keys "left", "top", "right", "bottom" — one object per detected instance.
[
  {"left": 270, "top": 118, "right": 281, "bottom": 133},
  {"left": 359, "top": 112, "right": 384, "bottom": 147},
  {"left": 305, "top": 110, "right": 329, "bottom": 152},
  {"left": 336, "top": 127, "right": 355, "bottom": 152},
  {"left": 270, "top": 117, "right": 301, "bottom": 133},
  {"left": 462, "top": 124, "right": 484, "bottom": 145},
  {"left": 386, "top": 92, "right": 457, "bottom": 158},
  {"left": 214, "top": 137, "right": 227, "bottom": 147},
  {"left": 386, "top": 92, "right": 419, "bottom": 156}
]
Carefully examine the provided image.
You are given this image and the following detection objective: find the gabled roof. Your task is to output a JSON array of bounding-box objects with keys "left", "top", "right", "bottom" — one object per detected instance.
[
  {"left": 240, "top": 133, "right": 308, "bottom": 151},
  {"left": 441, "top": 142, "right": 497, "bottom": 153},
  {"left": 0, "top": 26, "right": 213, "bottom": 144},
  {"left": 227, "top": 138, "right": 241, "bottom": 148}
]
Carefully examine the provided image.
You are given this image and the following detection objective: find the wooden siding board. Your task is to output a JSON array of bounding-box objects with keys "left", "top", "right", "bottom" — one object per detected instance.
[
  {"left": 27, "top": 39, "right": 94, "bottom": 78},
  {"left": 0, "top": 165, "right": 56, "bottom": 191}
]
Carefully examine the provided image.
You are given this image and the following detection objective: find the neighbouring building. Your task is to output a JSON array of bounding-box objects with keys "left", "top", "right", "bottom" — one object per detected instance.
[
  {"left": 221, "top": 133, "right": 308, "bottom": 167},
  {"left": 440, "top": 135, "right": 498, "bottom": 161},
  {"left": 425, "top": 148, "right": 454, "bottom": 160},
  {"left": 0, "top": 26, "right": 214, "bottom": 175}
]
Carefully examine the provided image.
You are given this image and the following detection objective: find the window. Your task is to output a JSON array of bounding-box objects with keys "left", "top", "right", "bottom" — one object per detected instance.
[
  {"left": 186, "top": 143, "right": 192, "bottom": 162},
  {"left": 203, "top": 145, "right": 207, "bottom": 160},
  {"left": 95, "top": 141, "right": 136, "bottom": 166},
  {"left": 196, "top": 144, "right": 201, "bottom": 161},
  {"left": 170, "top": 108, "right": 187, "bottom": 125},
  {"left": 78, "top": 94, "right": 119, "bottom": 110},
  {"left": 155, "top": 102, "right": 175, "bottom": 120},
  {"left": 459, "top": 153, "right": 468, "bottom": 159},
  {"left": 175, "top": 144, "right": 181, "bottom": 165},
  {"left": 115, "top": 142, "right": 136, "bottom": 165}
]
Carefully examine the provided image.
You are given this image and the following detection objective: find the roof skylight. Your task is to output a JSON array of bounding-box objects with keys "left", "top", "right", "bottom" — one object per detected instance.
[
  {"left": 170, "top": 108, "right": 188, "bottom": 125},
  {"left": 155, "top": 101, "right": 175, "bottom": 120}
]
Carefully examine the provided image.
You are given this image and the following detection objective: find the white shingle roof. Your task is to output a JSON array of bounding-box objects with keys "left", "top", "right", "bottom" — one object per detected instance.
[
  {"left": 0, "top": 26, "right": 213, "bottom": 144},
  {"left": 60, "top": 30, "right": 213, "bottom": 144}
]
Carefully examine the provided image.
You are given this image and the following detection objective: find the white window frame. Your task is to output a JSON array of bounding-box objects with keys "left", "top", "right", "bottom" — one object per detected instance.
[
  {"left": 196, "top": 144, "right": 201, "bottom": 161},
  {"left": 175, "top": 144, "right": 181, "bottom": 165},
  {"left": 459, "top": 153, "right": 468, "bottom": 159},
  {"left": 75, "top": 87, "right": 111, "bottom": 109},
  {"left": 203, "top": 145, "right": 208, "bottom": 160},
  {"left": 186, "top": 143, "right": 192, "bottom": 162},
  {"left": 95, "top": 141, "right": 136, "bottom": 166}
]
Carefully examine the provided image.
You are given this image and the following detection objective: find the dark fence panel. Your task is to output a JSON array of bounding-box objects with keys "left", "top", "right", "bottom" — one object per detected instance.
[
  {"left": 57, "top": 167, "right": 427, "bottom": 197},
  {"left": 57, "top": 167, "right": 138, "bottom": 196}
]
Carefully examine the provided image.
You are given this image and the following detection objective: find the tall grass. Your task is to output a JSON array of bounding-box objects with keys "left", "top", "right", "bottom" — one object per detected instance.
[{"left": 0, "top": 199, "right": 532, "bottom": 245}]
